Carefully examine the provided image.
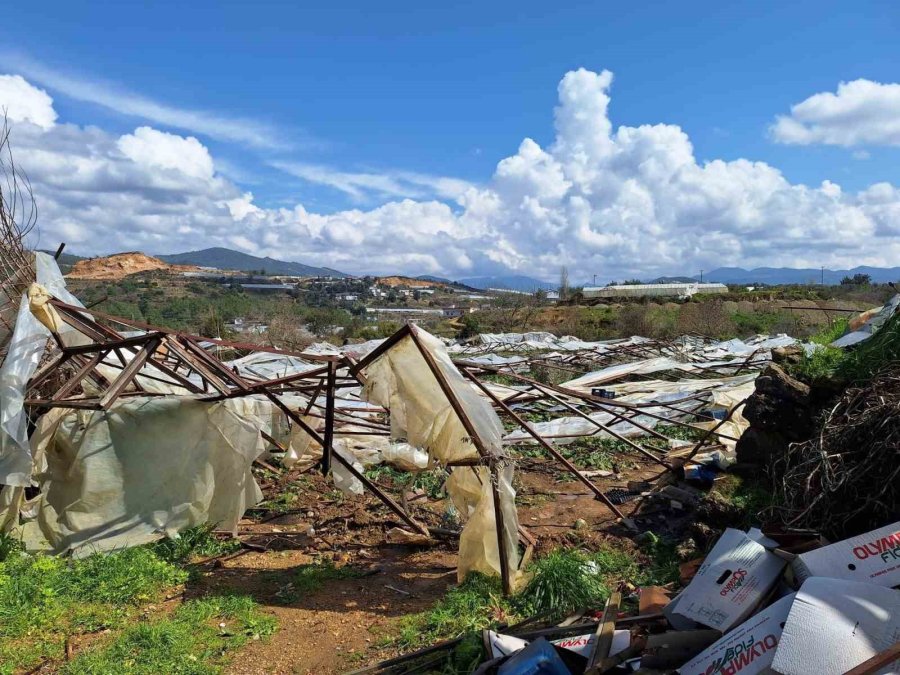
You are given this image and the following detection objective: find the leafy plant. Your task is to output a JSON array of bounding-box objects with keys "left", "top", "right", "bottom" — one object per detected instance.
[
  {"left": 151, "top": 524, "right": 240, "bottom": 564},
  {"left": 518, "top": 550, "right": 608, "bottom": 616}
]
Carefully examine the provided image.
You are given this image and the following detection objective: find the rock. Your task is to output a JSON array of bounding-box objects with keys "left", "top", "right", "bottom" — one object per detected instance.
[
  {"left": 735, "top": 427, "right": 790, "bottom": 465},
  {"left": 573, "top": 518, "right": 588, "bottom": 530},
  {"left": 755, "top": 364, "right": 810, "bottom": 403},
  {"left": 772, "top": 344, "right": 804, "bottom": 366},
  {"left": 385, "top": 527, "right": 432, "bottom": 546},
  {"left": 743, "top": 364, "right": 814, "bottom": 441}
]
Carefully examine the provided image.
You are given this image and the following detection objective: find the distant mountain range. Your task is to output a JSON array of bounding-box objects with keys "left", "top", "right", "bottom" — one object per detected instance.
[
  {"left": 157, "top": 247, "right": 349, "bottom": 278},
  {"left": 45, "top": 246, "right": 900, "bottom": 288},
  {"left": 457, "top": 275, "right": 556, "bottom": 292},
  {"left": 699, "top": 266, "right": 900, "bottom": 285}
]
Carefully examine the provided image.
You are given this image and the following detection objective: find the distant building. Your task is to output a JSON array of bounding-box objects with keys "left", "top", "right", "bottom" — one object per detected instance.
[
  {"left": 227, "top": 283, "right": 294, "bottom": 292},
  {"left": 224, "top": 317, "right": 268, "bottom": 334},
  {"left": 582, "top": 283, "right": 728, "bottom": 300},
  {"left": 546, "top": 291, "right": 560, "bottom": 301},
  {"left": 442, "top": 307, "right": 476, "bottom": 318},
  {"left": 487, "top": 287, "right": 532, "bottom": 296}
]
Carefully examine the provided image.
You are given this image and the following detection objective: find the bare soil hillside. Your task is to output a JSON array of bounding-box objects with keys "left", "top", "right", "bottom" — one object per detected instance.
[{"left": 68, "top": 252, "right": 199, "bottom": 280}]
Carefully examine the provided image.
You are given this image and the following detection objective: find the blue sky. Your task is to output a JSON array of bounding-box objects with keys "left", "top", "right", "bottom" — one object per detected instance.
[{"left": 0, "top": 1, "right": 898, "bottom": 280}]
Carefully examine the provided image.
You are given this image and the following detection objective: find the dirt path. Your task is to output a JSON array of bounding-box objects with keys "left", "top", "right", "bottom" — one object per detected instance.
[{"left": 199, "top": 453, "right": 667, "bottom": 673}]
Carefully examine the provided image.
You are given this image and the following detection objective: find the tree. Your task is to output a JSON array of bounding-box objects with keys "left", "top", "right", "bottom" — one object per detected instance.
[
  {"left": 458, "top": 313, "right": 481, "bottom": 339},
  {"left": 840, "top": 273, "right": 872, "bottom": 286}
]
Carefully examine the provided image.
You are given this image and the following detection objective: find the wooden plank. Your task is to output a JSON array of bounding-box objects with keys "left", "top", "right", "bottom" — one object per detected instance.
[
  {"left": 843, "top": 642, "right": 900, "bottom": 675},
  {"left": 585, "top": 592, "right": 621, "bottom": 673}
]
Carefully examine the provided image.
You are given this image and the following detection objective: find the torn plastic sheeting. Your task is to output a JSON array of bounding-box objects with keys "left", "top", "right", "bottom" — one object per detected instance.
[
  {"left": 472, "top": 380, "right": 528, "bottom": 404},
  {"left": 503, "top": 408, "right": 667, "bottom": 444},
  {"left": 362, "top": 328, "right": 521, "bottom": 583},
  {"left": 0, "top": 253, "right": 86, "bottom": 486},
  {"left": 332, "top": 444, "right": 367, "bottom": 496},
  {"left": 226, "top": 351, "right": 324, "bottom": 381},
  {"left": 692, "top": 380, "right": 755, "bottom": 452},
  {"left": 562, "top": 357, "right": 683, "bottom": 392},
  {"left": 465, "top": 353, "right": 529, "bottom": 367},
  {"left": 502, "top": 389, "right": 701, "bottom": 445},
  {"left": 381, "top": 442, "right": 429, "bottom": 472},
  {"left": 602, "top": 373, "right": 757, "bottom": 399},
  {"left": 6, "top": 395, "right": 272, "bottom": 556},
  {"left": 361, "top": 330, "right": 505, "bottom": 464},
  {"left": 448, "top": 465, "right": 520, "bottom": 584}
]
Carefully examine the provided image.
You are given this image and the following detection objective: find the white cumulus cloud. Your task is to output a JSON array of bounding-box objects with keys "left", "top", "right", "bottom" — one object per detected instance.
[
  {"left": 118, "top": 127, "right": 215, "bottom": 180},
  {"left": 0, "top": 74, "right": 56, "bottom": 129},
  {"left": 771, "top": 79, "right": 900, "bottom": 147},
  {"left": 2, "top": 69, "right": 900, "bottom": 280}
]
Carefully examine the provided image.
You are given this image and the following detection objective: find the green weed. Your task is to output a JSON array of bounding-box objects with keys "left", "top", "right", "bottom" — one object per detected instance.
[
  {"left": 64, "top": 595, "right": 276, "bottom": 674},
  {"left": 286, "top": 560, "right": 364, "bottom": 600},
  {"left": 394, "top": 574, "right": 511, "bottom": 649},
  {"left": 0, "top": 548, "right": 187, "bottom": 672},
  {"left": 518, "top": 550, "right": 608, "bottom": 616},
  {"left": 151, "top": 524, "right": 240, "bottom": 564}
]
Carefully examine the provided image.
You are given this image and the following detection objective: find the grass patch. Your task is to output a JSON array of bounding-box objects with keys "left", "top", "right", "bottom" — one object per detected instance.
[
  {"left": 789, "top": 317, "right": 848, "bottom": 382},
  {"left": 518, "top": 550, "right": 608, "bottom": 616},
  {"left": 710, "top": 474, "right": 774, "bottom": 526},
  {"left": 394, "top": 573, "right": 512, "bottom": 649},
  {"left": 633, "top": 534, "right": 681, "bottom": 586},
  {"left": 64, "top": 594, "right": 276, "bottom": 674},
  {"left": 255, "top": 476, "right": 311, "bottom": 514},
  {"left": 0, "top": 528, "right": 274, "bottom": 673},
  {"left": 365, "top": 465, "right": 447, "bottom": 499},
  {"left": 0, "top": 548, "right": 187, "bottom": 672},
  {"left": 151, "top": 524, "right": 240, "bottom": 564},
  {"left": 392, "top": 545, "right": 658, "bottom": 653},
  {"left": 294, "top": 560, "right": 363, "bottom": 593},
  {"left": 835, "top": 311, "right": 900, "bottom": 382}
]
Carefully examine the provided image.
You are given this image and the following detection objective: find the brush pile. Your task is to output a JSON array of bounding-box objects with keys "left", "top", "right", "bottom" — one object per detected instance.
[{"left": 773, "top": 365, "right": 900, "bottom": 539}]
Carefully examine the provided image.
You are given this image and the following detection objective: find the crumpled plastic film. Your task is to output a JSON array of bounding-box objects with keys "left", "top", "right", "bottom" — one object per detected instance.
[
  {"left": 27, "top": 284, "right": 63, "bottom": 333},
  {"left": 0, "top": 253, "right": 86, "bottom": 486},
  {"left": 362, "top": 330, "right": 504, "bottom": 464},
  {"left": 11, "top": 395, "right": 272, "bottom": 556},
  {"left": 382, "top": 442, "right": 428, "bottom": 472},
  {"left": 449, "top": 464, "right": 520, "bottom": 583},
  {"left": 362, "top": 328, "right": 519, "bottom": 584}
]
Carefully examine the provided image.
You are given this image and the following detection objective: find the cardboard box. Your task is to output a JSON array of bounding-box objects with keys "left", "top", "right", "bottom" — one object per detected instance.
[
  {"left": 673, "top": 529, "right": 786, "bottom": 631},
  {"left": 678, "top": 593, "right": 794, "bottom": 675},
  {"left": 791, "top": 521, "right": 900, "bottom": 587},
  {"left": 771, "top": 577, "right": 900, "bottom": 675}
]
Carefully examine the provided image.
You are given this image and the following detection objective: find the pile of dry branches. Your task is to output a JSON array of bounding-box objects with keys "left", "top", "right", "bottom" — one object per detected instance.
[
  {"left": 0, "top": 117, "right": 37, "bottom": 364},
  {"left": 773, "top": 366, "right": 900, "bottom": 538}
]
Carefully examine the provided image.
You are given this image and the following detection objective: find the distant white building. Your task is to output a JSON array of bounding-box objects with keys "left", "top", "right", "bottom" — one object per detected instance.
[
  {"left": 582, "top": 283, "right": 728, "bottom": 300},
  {"left": 442, "top": 307, "right": 476, "bottom": 318}
]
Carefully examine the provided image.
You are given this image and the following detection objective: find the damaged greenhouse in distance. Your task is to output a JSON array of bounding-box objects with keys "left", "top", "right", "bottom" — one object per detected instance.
[{"left": 1, "top": 122, "right": 899, "bottom": 674}]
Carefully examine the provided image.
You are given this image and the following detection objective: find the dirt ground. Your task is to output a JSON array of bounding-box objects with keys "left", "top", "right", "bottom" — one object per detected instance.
[{"left": 186, "top": 451, "right": 671, "bottom": 674}]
